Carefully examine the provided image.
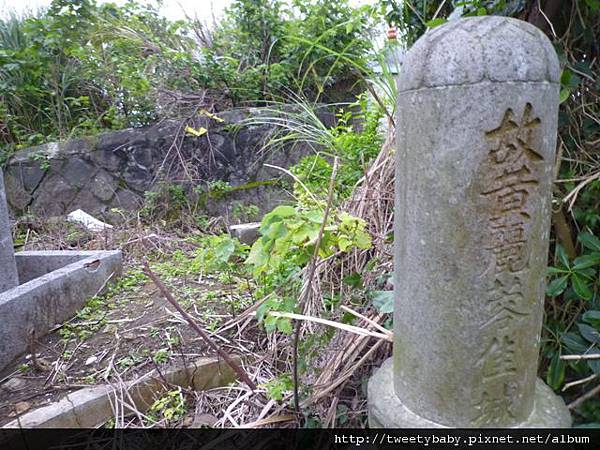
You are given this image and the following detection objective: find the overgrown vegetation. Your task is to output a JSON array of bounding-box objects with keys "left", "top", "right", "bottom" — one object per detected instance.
[
  {"left": 1, "top": 0, "right": 599, "bottom": 430},
  {"left": 0, "top": 0, "right": 377, "bottom": 161}
]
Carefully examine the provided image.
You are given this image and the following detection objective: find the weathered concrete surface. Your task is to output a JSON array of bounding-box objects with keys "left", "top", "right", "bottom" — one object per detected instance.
[
  {"left": 0, "top": 170, "right": 18, "bottom": 293},
  {"left": 229, "top": 222, "right": 261, "bottom": 245},
  {"left": 3, "top": 356, "right": 239, "bottom": 428},
  {"left": 368, "top": 16, "right": 570, "bottom": 427},
  {"left": 369, "top": 358, "right": 572, "bottom": 428},
  {"left": 14, "top": 251, "right": 108, "bottom": 284},
  {"left": 0, "top": 250, "right": 122, "bottom": 372}
]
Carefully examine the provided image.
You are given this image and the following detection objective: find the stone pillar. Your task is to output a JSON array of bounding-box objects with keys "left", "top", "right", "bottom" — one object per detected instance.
[
  {"left": 368, "top": 17, "right": 571, "bottom": 428},
  {"left": 0, "top": 169, "right": 19, "bottom": 293}
]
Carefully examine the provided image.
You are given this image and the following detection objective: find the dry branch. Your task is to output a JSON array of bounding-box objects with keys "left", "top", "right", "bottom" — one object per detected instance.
[{"left": 142, "top": 262, "right": 258, "bottom": 391}]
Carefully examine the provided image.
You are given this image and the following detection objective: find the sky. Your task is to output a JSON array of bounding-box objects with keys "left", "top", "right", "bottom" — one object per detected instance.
[
  {"left": 0, "top": 0, "right": 234, "bottom": 22},
  {"left": 0, "top": 0, "right": 372, "bottom": 22}
]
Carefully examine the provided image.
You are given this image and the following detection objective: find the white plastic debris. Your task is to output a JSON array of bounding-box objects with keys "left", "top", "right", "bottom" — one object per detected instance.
[
  {"left": 85, "top": 356, "right": 98, "bottom": 366},
  {"left": 67, "top": 209, "right": 113, "bottom": 232}
]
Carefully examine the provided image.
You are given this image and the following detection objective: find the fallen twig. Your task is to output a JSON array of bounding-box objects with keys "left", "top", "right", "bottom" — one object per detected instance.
[
  {"left": 292, "top": 157, "right": 339, "bottom": 415},
  {"left": 567, "top": 383, "right": 600, "bottom": 410},
  {"left": 264, "top": 311, "right": 392, "bottom": 342},
  {"left": 560, "top": 354, "right": 600, "bottom": 360},
  {"left": 142, "top": 262, "right": 258, "bottom": 391}
]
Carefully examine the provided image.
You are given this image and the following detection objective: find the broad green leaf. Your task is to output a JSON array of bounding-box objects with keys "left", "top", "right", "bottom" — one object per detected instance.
[
  {"left": 578, "top": 323, "right": 600, "bottom": 346},
  {"left": 561, "top": 332, "right": 591, "bottom": 354},
  {"left": 372, "top": 290, "right": 394, "bottom": 314},
  {"left": 338, "top": 237, "right": 352, "bottom": 252},
  {"left": 579, "top": 233, "right": 600, "bottom": 252},
  {"left": 573, "top": 254, "right": 600, "bottom": 270},
  {"left": 559, "top": 88, "right": 570, "bottom": 104},
  {"left": 276, "top": 317, "right": 293, "bottom": 334},
  {"left": 588, "top": 359, "right": 600, "bottom": 374},
  {"left": 547, "top": 266, "right": 569, "bottom": 275},
  {"left": 304, "top": 210, "right": 324, "bottom": 224},
  {"left": 572, "top": 273, "right": 593, "bottom": 300},
  {"left": 583, "top": 311, "right": 600, "bottom": 329},
  {"left": 264, "top": 315, "right": 278, "bottom": 333},
  {"left": 546, "top": 353, "right": 565, "bottom": 390},
  {"left": 546, "top": 275, "right": 568, "bottom": 297},
  {"left": 269, "top": 205, "right": 296, "bottom": 218},
  {"left": 246, "top": 240, "right": 269, "bottom": 269},
  {"left": 265, "top": 221, "right": 288, "bottom": 240},
  {"left": 214, "top": 238, "right": 235, "bottom": 263},
  {"left": 556, "top": 245, "right": 570, "bottom": 269},
  {"left": 354, "top": 230, "right": 372, "bottom": 250}
]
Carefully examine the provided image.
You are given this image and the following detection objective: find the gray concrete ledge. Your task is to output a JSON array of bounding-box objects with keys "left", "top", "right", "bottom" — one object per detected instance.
[
  {"left": 0, "top": 250, "right": 122, "bottom": 372},
  {"left": 3, "top": 356, "right": 238, "bottom": 428},
  {"left": 368, "top": 358, "right": 572, "bottom": 428},
  {"left": 229, "top": 222, "right": 261, "bottom": 245}
]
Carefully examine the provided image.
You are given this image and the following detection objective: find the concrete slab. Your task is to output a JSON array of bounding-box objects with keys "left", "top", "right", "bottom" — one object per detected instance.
[
  {"left": 3, "top": 356, "right": 239, "bottom": 428},
  {"left": 229, "top": 222, "right": 261, "bottom": 245},
  {"left": 0, "top": 250, "right": 122, "bottom": 372},
  {"left": 0, "top": 170, "right": 18, "bottom": 293}
]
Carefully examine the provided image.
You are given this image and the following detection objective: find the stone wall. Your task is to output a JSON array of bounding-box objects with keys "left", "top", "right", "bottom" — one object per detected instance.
[{"left": 4, "top": 107, "right": 330, "bottom": 220}]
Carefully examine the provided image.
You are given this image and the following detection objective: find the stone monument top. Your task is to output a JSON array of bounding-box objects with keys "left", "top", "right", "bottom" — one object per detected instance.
[{"left": 398, "top": 16, "right": 560, "bottom": 92}]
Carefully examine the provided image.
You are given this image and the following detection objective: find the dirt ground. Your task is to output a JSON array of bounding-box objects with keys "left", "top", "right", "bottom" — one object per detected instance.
[{"left": 0, "top": 221, "right": 261, "bottom": 427}]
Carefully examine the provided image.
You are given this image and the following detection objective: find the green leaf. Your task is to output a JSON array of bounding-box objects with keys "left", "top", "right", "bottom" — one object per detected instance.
[
  {"left": 269, "top": 205, "right": 296, "bottom": 218},
  {"left": 546, "top": 275, "right": 568, "bottom": 297},
  {"left": 214, "top": 238, "right": 235, "bottom": 263},
  {"left": 579, "top": 233, "right": 600, "bottom": 252},
  {"left": 246, "top": 239, "right": 269, "bottom": 269},
  {"left": 265, "top": 221, "right": 288, "bottom": 240},
  {"left": 561, "top": 332, "right": 590, "bottom": 354},
  {"left": 578, "top": 323, "right": 600, "bottom": 346},
  {"left": 573, "top": 254, "right": 600, "bottom": 270},
  {"left": 338, "top": 236, "right": 352, "bottom": 252},
  {"left": 559, "top": 88, "right": 570, "bottom": 104},
  {"left": 572, "top": 273, "right": 593, "bottom": 300},
  {"left": 556, "top": 245, "right": 570, "bottom": 269},
  {"left": 264, "top": 315, "right": 278, "bottom": 333},
  {"left": 588, "top": 359, "right": 600, "bottom": 374},
  {"left": 343, "top": 272, "right": 363, "bottom": 289},
  {"left": 353, "top": 230, "right": 372, "bottom": 250},
  {"left": 276, "top": 317, "right": 293, "bottom": 334},
  {"left": 304, "top": 210, "right": 324, "bottom": 224},
  {"left": 583, "top": 311, "right": 600, "bottom": 329},
  {"left": 547, "top": 266, "right": 569, "bottom": 275},
  {"left": 546, "top": 353, "right": 565, "bottom": 390},
  {"left": 372, "top": 290, "right": 394, "bottom": 314},
  {"left": 425, "top": 18, "right": 446, "bottom": 28},
  {"left": 584, "top": 0, "right": 600, "bottom": 11}
]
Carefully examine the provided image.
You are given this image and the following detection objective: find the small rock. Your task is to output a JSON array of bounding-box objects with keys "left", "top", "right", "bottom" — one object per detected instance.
[
  {"left": 191, "top": 413, "right": 218, "bottom": 428},
  {"left": 85, "top": 356, "right": 98, "bottom": 366},
  {"left": 1, "top": 377, "right": 25, "bottom": 392},
  {"left": 15, "top": 401, "right": 31, "bottom": 414},
  {"left": 229, "top": 222, "right": 261, "bottom": 245}
]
